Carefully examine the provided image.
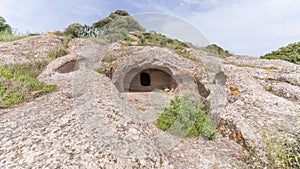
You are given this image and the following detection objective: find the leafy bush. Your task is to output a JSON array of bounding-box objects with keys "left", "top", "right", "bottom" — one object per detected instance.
[
  {"left": 89, "top": 10, "right": 145, "bottom": 43},
  {"left": 0, "top": 62, "right": 57, "bottom": 108},
  {"left": 93, "top": 17, "right": 113, "bottom": 29},
  {"left": 93, "top": 10, "right": 130, "bottom": 29},
  {"left": 261, "top": 42, "right": 300, "bottom": 65},
  {"left": 157, "top": 94, "right": 216, "bottom": 139},
  {"left": 64, "top": 23, "right": 82, "bottom": 38}
]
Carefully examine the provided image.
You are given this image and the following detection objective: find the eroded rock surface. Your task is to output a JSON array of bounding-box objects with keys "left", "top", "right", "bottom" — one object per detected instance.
[
  {"left": 0, "top": 35, "right": 65, "bottom": 66},
  {"left": 0, "top": 36, "right": 299, "bottom": 168}
]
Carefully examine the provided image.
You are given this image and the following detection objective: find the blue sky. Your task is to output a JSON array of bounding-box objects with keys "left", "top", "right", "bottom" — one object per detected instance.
[{"left": 1, "top": 0, "right": 300, "bottom": 56}]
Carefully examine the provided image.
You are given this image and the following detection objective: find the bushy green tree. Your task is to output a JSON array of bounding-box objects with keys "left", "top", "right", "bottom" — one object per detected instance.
[
  {"left": 93, "top": 10, "right": 130, "bottom": 29},
  {"left": 91, "top": 10, "right": 144, "bottom": 43},
  {"left": 0, "top": 16, "right": 12, "bottom": 33},
  {"left": 93, "top": 17, "right": 113, "bottom": 29},
  {"left": 261, "top": 42, "right": 300, "bottom": 65},
  {"left": 64, "top": 23, "right": 82, "bottom": 38}
]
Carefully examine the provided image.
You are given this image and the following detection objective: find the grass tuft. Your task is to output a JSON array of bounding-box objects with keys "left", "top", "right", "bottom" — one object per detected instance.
[{"left": 0, "top": 62, "right": 57, "bottom": 108}]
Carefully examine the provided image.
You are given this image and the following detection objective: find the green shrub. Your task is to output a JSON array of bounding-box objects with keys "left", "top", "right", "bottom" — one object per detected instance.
[
  {"left": 64, "top": 23, "right": 82, "bottom": 38},
  {"left": 91, "top": 10, "right": 144, "bottom": 43},
  {"left": 261, "top": 42, "right": 300, "bottom": 65},
  {"left": 157, "top": 94, "right": 216, "bottom": 139},
  {"left": 0, "top": 62, "right": 57, "bottom": 108},
  {"left": 93, "top": 17, "right": 113, "bottom": 29}
]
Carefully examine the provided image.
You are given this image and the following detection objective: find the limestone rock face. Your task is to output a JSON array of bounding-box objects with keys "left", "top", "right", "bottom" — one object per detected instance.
[{"left": 0, "top": 36, "right": 299, "bottom": 168}]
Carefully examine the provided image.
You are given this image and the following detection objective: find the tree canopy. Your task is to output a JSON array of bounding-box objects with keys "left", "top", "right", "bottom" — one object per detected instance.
[{"left": 0, "top": 16, "right": 12, "bottom": 33}]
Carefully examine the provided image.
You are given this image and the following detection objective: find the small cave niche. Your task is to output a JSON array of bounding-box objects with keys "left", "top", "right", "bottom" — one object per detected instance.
[
  {"left": 126, "top": 68, "right": 178, "bottom": 92},
  {"left": 140, "top": 72, "right": 151, "bottom": 86},
  {"left": 57, "top": 60, "right": 77, "bottom": 74}
]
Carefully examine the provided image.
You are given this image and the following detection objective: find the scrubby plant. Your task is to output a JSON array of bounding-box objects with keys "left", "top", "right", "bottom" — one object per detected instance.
[
  {"left": 261, "top": 42, "right": 300, "bottom": 65},
  {"left": 157, "top": 94, "right": 216, "bottom": 139},
  {"left": 93, "top": 17, "right": 113, "bottom": 29},
  {"left": 64, "top": 23, "right": 82, "bottom": 38},
  {"left": 93, "top": 10, "right": 130, "bottom": 29},
  {"left": 90, "top": 10, "right": 144, "bottom": 43},
  {"left": 0, "top": 62, "right": 57, "bottom": 108}
]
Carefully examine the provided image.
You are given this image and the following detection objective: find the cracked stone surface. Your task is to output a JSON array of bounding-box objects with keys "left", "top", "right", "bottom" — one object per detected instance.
[
  {"left": 0, "top": 36, "right": 243, "bottom": 168},
  {"left": 1, "top": 35, "right": 299, "bottom": 168}
]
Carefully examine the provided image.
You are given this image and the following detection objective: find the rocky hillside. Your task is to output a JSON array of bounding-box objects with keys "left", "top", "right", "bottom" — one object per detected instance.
[
  {"left": 0, "top": 10, "right": 299, "bottom": 169},
  {"left": 0, "top": 33, "right": 298, "bottom": 168}
]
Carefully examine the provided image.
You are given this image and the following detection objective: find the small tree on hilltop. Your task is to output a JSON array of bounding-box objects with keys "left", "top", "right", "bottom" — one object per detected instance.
[
  {"left": 64, "top": 23, "right": 82, "bottom": 38},
  {"left": 0, "top": 16, "right": 12, "bottom": 33}
]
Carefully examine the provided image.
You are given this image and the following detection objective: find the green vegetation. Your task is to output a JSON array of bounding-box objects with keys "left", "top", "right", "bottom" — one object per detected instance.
[
  {"left": 124, "top": 37, "right": 137, "bottom": 42},
  {"left": 63, "top": 10, "right": 144, "bottom": 44},
  {"left": 125, "top": 32, "right": 197, "bottom": 61},
  {"left": 201, "top": 44, "right": 231, "bottom": 58},
  {"left": 157, "top": 94, "right": 216, "bottom": 139},
  {"left": 0, "top": 16, "right": 11, "bottom": 33},
  {"left": 0, "top": 31, "right": 32, "bottom": 42},
  {"left": 48, "top": 45, "right": 69, "bottom": 59},
  {"left": 261, "top": 42, "right": 300, "bottom": 65},
  {"left": 102, "top": 55, "right": 118, "bottom": 63},
  {"left": 64, "top": 23, "right": 82, "bottom": 38},
  {"left": 96, "top": 68, "right": 106, "bottom": 75},
  {"left": 0, "top": 62, "right": 57, "bottom": 108},
  {"left": 241, "top": 130, "right": 300, "bottom": 169}
]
